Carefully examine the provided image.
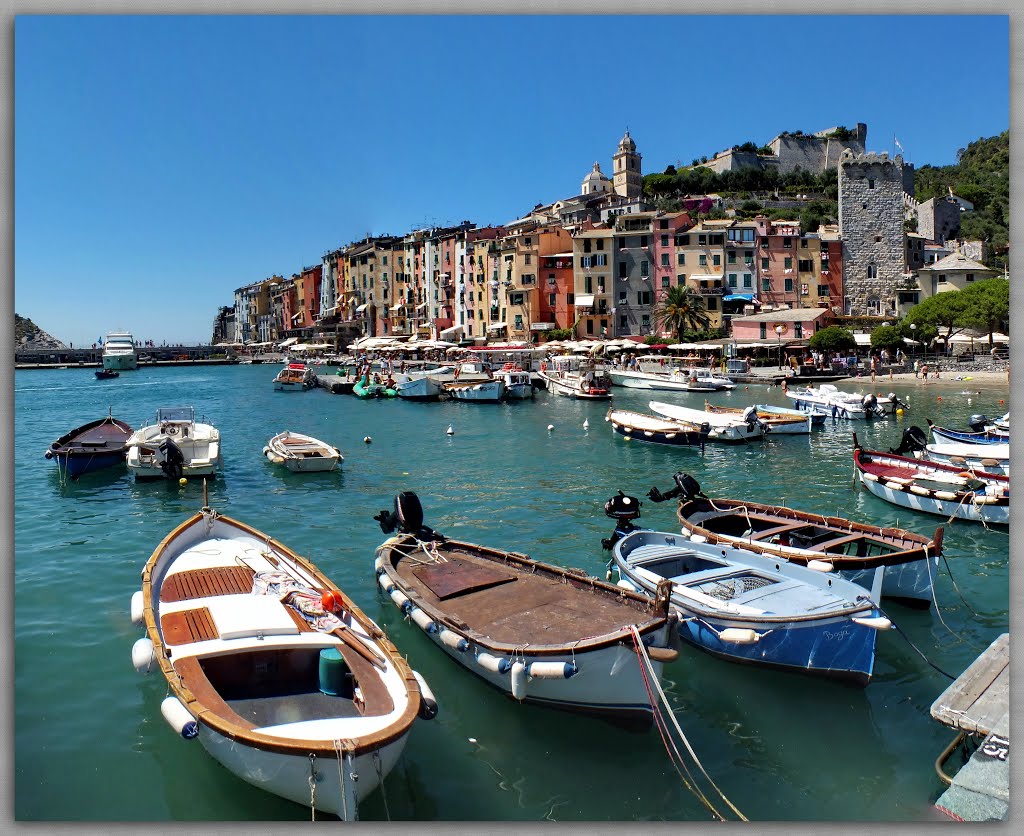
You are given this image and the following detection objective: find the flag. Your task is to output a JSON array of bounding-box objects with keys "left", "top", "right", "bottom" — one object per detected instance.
[
  {"left": 894, "top": 136, "right": 904, "bottom": 152},
  {"left": 97, "top": 336, "right": 103, "bottom": 345}
]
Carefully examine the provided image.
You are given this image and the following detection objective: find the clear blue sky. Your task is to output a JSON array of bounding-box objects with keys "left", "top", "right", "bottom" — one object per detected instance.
[{"left": 14, "top": 14, "right": 1009, "bottom": 347}]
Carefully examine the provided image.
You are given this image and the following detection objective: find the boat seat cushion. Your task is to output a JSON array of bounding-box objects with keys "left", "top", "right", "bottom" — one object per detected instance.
[{"left": 209, "top": 595, "right": 301, "bottom": 639}]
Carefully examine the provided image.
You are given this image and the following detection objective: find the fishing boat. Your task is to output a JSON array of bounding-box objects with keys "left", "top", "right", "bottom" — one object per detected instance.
[
  {"left": 758, "top": 402, "right": 827, "bottom": 427},
  {"left": 649, "top": 401, "right": 766, "bottom": 442},
  {"left": 607, "top": 521, "right": 889, "bottom": 686},
  {"left": 678, "top": 366, "right": 736, "bottom": 390},
  {"left": 853, "top": 434, "right": 1009, "bottom": 526},
  {"left": 785, "top": 384, "right": 902, "bottom": 419},
  {"left": 927, "top": 417, "right": 1010, "bottom": 445},
  {"left": 130, "top": 502, "right": 434, "bottom": 819},
  {"left": 44, "top": 414, "right": 133, "bottom": 479},
  {"left": 273, "top": 363, "right": 317, "bottom": 392},
  {"left": 392, "top": 366, "right": 454, "bottom": 401},
  {"left": 538, "top": 355, "right": 613, "bottom": 399},
  {"left": 125, "top": 406, "right": 221, "bottom": 481},
  {"left": 889, "top": 426, "right": 1010, "bottom": 476},
  {"left": 372, "top": 492, "right": 679, "bottom": 724},
  {"left": 101, "top": 331, "right": 138, "bottom": 371},
  {"left": 443, "top": 378, "right": 506, "bottom": 402},
  {"left": 495, "top": 366, "right": 534, "bottom": 399},
  {"left": 263, "top": 431, "right": 343, "bottom": 473},
  {"left": 704, "top": 402, "right": 812, "bottom": 434},
  {"left": 606, "top": 408, "right": 708, "bottom": 449},
  {"left": 94, "top": 369, "right": 120, "bottom": 380},
  {"left": 642, "top": 473, "right": 944, "bottom": 606}
]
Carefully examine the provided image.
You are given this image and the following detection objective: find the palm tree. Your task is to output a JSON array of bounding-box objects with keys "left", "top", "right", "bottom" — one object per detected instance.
[{"left": 653, "top": 285, "right": 712, "bottom": 342}]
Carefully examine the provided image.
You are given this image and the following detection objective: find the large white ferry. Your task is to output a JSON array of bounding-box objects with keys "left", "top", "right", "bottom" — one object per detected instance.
[{"left": 102, "top": 331, "right": 138, "bottom": 371}]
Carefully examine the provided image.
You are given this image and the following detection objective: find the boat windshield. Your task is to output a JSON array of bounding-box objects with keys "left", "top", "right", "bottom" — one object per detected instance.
[{"left": 156, "top": 406, "right": 195, "bottom": 423}]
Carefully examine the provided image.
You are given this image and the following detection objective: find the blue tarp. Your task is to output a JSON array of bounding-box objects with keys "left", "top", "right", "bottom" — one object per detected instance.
[{"left": 723, "top": 294, "right": 755, "bottom": 302}]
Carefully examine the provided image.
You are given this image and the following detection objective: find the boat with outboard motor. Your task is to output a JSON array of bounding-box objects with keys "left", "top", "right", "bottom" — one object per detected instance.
[
  {"left": 495, "top": 366, "right": 534, "bottom": 399},
  {"left": 443, "top": 378, "right": 506, "bottom": 402},
  {"left": 371, "top": 491, "right": 679, "bottom": 725},
  {"left": 44, "top": 413, "right": 134, "bottom": 479},
  {"left": 927, "top": 417, "right": 1010, "bottom": 445},
  {"left": 125, "top": 406, "right": 221, "bottom": 480},
  {"left": 539, "top": 355, "right": 613, "bottom": 399},
  {"left": 889, "top": 426, "right": 1009, "bottom": 476},
  {"left": 785, "top": 384, "right": 904, "bottom": 419},
  {"left": 130, "top": 500, "right": 434, "bottom": 819},
  {"left": 649, "top": 401, "right": 766, "bottom": 442},
  {"left": 272, "top": 363, "right": 317, "bottom": 392},
  {"left": 94, "top": 369, "right": 120, "bottom": 380},
  {"left": 601, "top": 492, "right": 890, "bottom": 686},
  {"left": 642, "top": 472, "right": 944, "bottom": 606},
  {"left": 703, "top": 402, "right": 812, "bottom": 434},
  {"left": 606, "top": 408, "right": 708, "bottom": 449}
]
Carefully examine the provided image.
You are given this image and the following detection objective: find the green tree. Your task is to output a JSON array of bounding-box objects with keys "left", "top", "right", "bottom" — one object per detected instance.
[
  {"left": 903, "top": 292, "right": 967, "bottom": 343},
  {"left": 957, "top": 277, "right": 1010, "bottom": 346},
  {"left": 808, "top": 326, "right": 856, "bottom": 353},
  {"left": 869, "top": 325, "right": 905, "bottom": 353},
  {"left": 653, "top": 286, "right": 712, "bottom": 341}
]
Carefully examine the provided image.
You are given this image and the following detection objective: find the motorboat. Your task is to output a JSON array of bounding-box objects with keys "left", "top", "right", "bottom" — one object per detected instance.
[
  {"left": 606, "top": 517, "right": 890, "bottom": 686},
  {"left": 538, "top": 356, "right": 613, "bottom": 399},
  {"left": 643, "top": 473, "right": 944, "bottom": 606},
  {"left": 606, "top": 408, "right": 708, "bottom": 449},
  {"left": 264, "top": 431, "right": 343, "bottom": 473},
  {"left": 889, "top": 426, "right": 1009, "bottom": 476},
  {"left": 130, "top": 503, "right": 434, "bottom": 819},
  {"left": 755, "top": 402, "right": 826, "bottom": 427},
  {"left": 101, "top": 331, "right": 138, "bottom": 371},
  {"left": 785, "top": 384, "right": 903, "bottom": 419},
  {"left": 704, "top": 401, "right": 811, "bottom": 434},
  {"left": 649, "top": 401, "right": 766, "bottom": 442},
  {"left": 495, "top": 366, "right": 534, "bottom": 399},
  {"left": 44, "top": 414, "right": 133, "bottom": 479},
  {"left": 607, "top": 368, "right": 717, "bottom": 392},
  {"left": 853, "top": 434, "right": 1009, "bottom": 526},
  {"left": 273, "top": 363, "right": 317, "bottom": 392},
  {"left": 125, "top": 406, "right": 221, "bottom": 480},
  {"left": 927, "top": 417, "right": 1010, "bottom": 445},
  {"left": 372, "top": 492, "right": 678, "bottom": 725},
  {"left": 678, "top": 366, "right": 736, "bottom": 390},
  {"left": 94, "top": 369, "right": 120, "bottom": 380},
  {"left": 392, "top": 366, "right": 454, "bottom": 401},
  {"left": 444, "top": 378, "right": 506, "bottom": 402}
]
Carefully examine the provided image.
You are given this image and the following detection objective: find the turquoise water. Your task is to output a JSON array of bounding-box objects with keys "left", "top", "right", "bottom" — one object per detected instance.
[{"left": 14, "top": 365, "right": 1010, "bottom": 822}]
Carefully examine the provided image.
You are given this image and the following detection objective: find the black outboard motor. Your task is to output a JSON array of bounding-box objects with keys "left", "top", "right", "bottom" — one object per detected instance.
[
  {"left": 647, "top": 472, "right": 703, "bottom": 504},
  {"left": 887, "top": 392, "right": 908, "bottom": 412},
  {"left": 889, "top": 425, "right": 928, "bottom": 456},
  {"left": 159, "top": 438, "right": 185, "bottom": 480},
  {"left": 968, "top": 414, "right": 991, "bottom": 433},
  {"left": 861, "top": 393, "right": 883, "bottom": 419},
  {"left": 374, "top": 491, "right": 444, "bottom": 541},
  {"left": 601, "top": 491, "right": 643, "bottom": 550}
]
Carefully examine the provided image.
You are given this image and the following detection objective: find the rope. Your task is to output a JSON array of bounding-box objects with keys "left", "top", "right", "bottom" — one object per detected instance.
[
  {"left": 878, "top": 605, "right": 956, "bottom": 680},
  {"left": 373, "top": 750, "right": 390, "bottom": 821},
  {"left": 308, "top": 753, "right": 318, "bottom": 821},
  {"left": 924, "top": 545, "right": 985, "bottom": 653},
  {"left": 334, "top": 740, "right": 349, "bottom": 821}
]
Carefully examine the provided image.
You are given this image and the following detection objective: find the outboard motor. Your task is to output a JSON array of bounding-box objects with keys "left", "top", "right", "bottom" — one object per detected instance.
[
  {"left": 374, "top": 491, "right": 444, "bottom": 541},
  {"left": 887, "top": 392, "right": 908, "bottom": 412},
  {"left": 742, "top": 405, "right": 768, "bottom": 435},
  {"left": 889, "top": 425, "right": 928, "bottom": 456},
  {"left": 968, "top": 414, "right": 991, "bottom": 433},
  {"left": 647, "top": 472, "right": 703, "bottom": 504},
  {"left": 159, "top": 438, "right": 185, "bottom": 481},
  {"left": 601, "top": 491, "right": 643, "bottom": 550},
  {"left": 862, "top": 393, "right": 884, "bottom": 419}
]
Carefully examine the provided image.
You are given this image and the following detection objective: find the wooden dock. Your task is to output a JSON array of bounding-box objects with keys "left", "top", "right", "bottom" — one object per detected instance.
[{"left": 929, "top": 632, "right": 1009, "bottom": 821}]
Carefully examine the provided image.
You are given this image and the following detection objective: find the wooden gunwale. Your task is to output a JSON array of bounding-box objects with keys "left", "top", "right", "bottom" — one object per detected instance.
[
  {"left": 853, "top": 449, "right": 1009, "bottom": 506},
  {"left": 142, "top": 510, "right": 419, "bottom": 757}
]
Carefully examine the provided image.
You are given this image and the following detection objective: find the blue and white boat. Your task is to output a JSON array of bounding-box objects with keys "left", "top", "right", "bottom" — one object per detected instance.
[
  {"left": 927, "top": 417, "right": 1009, "bottom": 445},
  {"left": 609, "top": 528, "right": 890, "bottom": 686},
  {"left": 44, "top": 414, "right": 133, "bottom": 479}
]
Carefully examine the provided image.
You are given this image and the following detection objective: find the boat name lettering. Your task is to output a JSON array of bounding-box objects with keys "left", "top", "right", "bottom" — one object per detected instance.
[{"left": 822, "top": 628, "right": 852, "bottom": 642}]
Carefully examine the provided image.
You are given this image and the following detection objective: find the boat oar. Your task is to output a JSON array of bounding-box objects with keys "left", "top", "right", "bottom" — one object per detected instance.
[{"left": 332, "top": 623, "right": 388, "bottom": 671}]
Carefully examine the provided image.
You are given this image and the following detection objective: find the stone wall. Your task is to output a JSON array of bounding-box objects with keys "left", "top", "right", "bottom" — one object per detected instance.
[{"left": 917, "top": 197, "right": 962, "bottom": 243}]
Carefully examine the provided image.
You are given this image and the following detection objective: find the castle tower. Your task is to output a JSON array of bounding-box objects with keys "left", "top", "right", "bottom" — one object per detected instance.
[
  {"left": 612, "top": 130, "right": 643, "bottom": 199},
  {"left": 838, "top": 150, "right": 907, "bottom": 316}
]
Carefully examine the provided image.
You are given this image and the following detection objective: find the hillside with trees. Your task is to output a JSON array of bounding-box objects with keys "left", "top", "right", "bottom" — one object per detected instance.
[{"left": 14, "top": 314, "right": 66, "bottom": 350}]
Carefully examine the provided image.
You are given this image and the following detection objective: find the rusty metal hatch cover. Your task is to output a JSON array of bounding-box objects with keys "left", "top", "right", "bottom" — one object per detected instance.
[{"left": 412, "top": 557, "right": 518, "bottom": 600}]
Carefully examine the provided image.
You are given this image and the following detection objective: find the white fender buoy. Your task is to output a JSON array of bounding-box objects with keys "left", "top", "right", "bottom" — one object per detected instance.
[
  {"left": 132, "top": 637, "right": 156, "bottom": 673},
  {"left": 439, "top": 628, "right": 469, "bottom": 652},
  {"left": 412, "top": 670, "right": 439, "bottom": 720},
  {"left": 510, "top": 661, "right": 528, "bottom": 700},
  {"left": 476, "top": 652, "right": 512, "bottom": 674},
  {"left": 446, "top": 425, "right": 454, "bottom": 436},
  {"left": 373, "top": 555, "right": 385, "bottom": 574},
  {"left": 547, "top": 424, "right": 554, "bottom": 432},
  {"left": 390, "top": 587, "right": 410, "bottom": 611},
  {"left": 527, "top": 660, "right": 578, "bottom": 679},
  {"left": 363, "top": 436, "right": 372, "bottom": 444},
  {"left": 160, "top": 696, "right": 198, "bottom": 739},
  {"left": 718, "top": 628, "right": 761, "bottom": 644},
  {"left": 852, "top": 615, "right": 894, "bottom": 630},
  {"left": 583, "top": 419, "right": 589, "bottom": 429},
  {"left": 130, "top": 590, "right": 145, "bottom": 626},
  {"left": 377, "top": 572, "right": 395, "bottom": 594},
  {"left": 616, "top": 579, "right": 636, "bottom": 592},
  {"left": 806, "top": 560, "right": 835, "bottom": 573},
  {"left": 409, "top": 607, "right": 437, "bottom": 634},
  {"left": 967, "top": 398, "right": 972, "bottom": 405}
]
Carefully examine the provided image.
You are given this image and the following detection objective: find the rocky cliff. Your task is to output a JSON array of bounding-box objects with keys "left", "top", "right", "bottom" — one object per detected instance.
[{"left": 15, "top": 314, "right": 67, "bottom": 350}]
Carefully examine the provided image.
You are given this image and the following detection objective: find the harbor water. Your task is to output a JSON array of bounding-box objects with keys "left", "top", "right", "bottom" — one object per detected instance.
[{"left": 14, "top": 365, "right": 1010, "bottom": 821}]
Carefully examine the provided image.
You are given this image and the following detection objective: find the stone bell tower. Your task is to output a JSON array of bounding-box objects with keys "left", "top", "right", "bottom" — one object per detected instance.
[{"left": 612, "top": 130, "right": 643, "bottom": 199}]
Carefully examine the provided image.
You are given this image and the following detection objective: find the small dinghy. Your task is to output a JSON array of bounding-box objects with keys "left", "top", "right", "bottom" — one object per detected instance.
[
  {"left": 94, "top": 369, "right": 120, "bottom": 380},
  {"left": 649, "top": 401, "right": 766, "bottom": 442},
  {"left": 264, "top": 431, "right": 343, "bottom": 473},
  {"left": 606, "top": 408, "right": 708, "bottom": 448},
  {"left": 372, "top": 492, "right": 679, "bottom": 725},
  {"left": 44, "top": 414, "right": 133, "bottom": 478},
  {"left": 603, "top": 495, "right": 890, "bottom": 686},
  {"left": 704, "top": 401, "right": 812, "bottom": 434},
  {"left": 854, "top": 434, "right": 1009, "bottom": 526},
  {"left": 131, "top": 501, "right": 434, "bottom": 819},
  {"left": 642, "top": 473, "right": 944, "bottom": 606},
  {"left": 927, "top": 417, "right": 1009, "bottom": 445}
]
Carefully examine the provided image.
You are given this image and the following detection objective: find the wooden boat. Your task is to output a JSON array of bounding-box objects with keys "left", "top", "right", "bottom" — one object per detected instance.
[
  {"left": 785, "top": 384, "right": 902, "bottom": 419},
  {"left": 130, "top": 503, "right": 435, "bottom": 819},
  {"left": 443, "top": 378, "right": 505, "bottom": 402},
  {"left": 641, "top": 473, "right": 944, "bottom": 605},
  {"left": 704, "top": 401, "right": 812, "bottom": 434},
  {"left": 264, "top": 431, "right": 343, "bottom": 473},
  {"left": 610, "top": 526, "right": 890, "bottom": 686},
  {"left": 125, "top": 406, "right": 221, "bottom": 481},
  {"left": 889, "top": 426, "right": 1009, "bottom": 476},
  {"left": 392, "top": 366, "right": 454, "bottom": 401},
  {"left": 853, "top": 434, "right": 1009, "bottom": 525},
  {"left": 94, "top": 369, "right": 120, "bottom": 380},
  {"left": 927, "top": 418, "right": 1009, "bottom": 445},
  {"left": 273, "top": 363, "right": 317, "bottom": 392},
  {"left": 44, "top": 414, "right": 133, "bottom": 478},
  {"left": 606, "top": 408, "right": 707, "bottom": 449},
  {"left": 649, "top": 401, "right": 765, "bottom": 442},
  {"left": 538, "top": 356, "right": 613, "bottom": 399},
  {"left": 758, "top": 402, "right": 827, "bottom": 426},
  {"left": 373, "top": 492, "right": 679, "bottom": 725}
]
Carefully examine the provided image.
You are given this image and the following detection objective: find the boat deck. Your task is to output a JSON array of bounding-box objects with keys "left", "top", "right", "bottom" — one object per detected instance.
[{"left": 389, "top": 541, "right": 656, "bottom": 648}]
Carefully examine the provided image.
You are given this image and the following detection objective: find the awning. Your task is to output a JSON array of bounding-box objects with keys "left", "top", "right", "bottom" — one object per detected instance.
[
  {"left": 390, "top": 303, "right": 404, "bottom": 312},
  {"left": 692, "top": 274, "right": 724, "bottom": 281},
  {"left": 487, "top": 322, "right": 507, "bottom": 331},
  {"left": 355, "top": 303, "right": 369, "bottom": 313},
  {"left": 531, "top": 322, "right": 555, "bottom": 330},
  {"left": 277, "top": 337, "right": 299, "bottom": 347},
  {"left": 854, "top": 334, "right": 872, "bottom": 346},
  {"left": 723, "top": 294, "right": 755, "bottom": 302},
  {"left": 291, "top": 313, "right": 302, "bottom": 322},
  {"left": 575, "top": 294, "right": 595, "bottom": 307},
  {"left": 416, "top": 303, "right": 427, "bottom": 311},
  {"left": 440, "top": 325, "right": 464, "bottom": 340}
]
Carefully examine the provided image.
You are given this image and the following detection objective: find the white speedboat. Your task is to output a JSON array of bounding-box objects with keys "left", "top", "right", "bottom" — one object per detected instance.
[
  {"left": 649, "top": 400, "right": 766, "bottom": 442},
  {"left": 273, "top": 363, "right": 317, "bottom": 391},
  {"left": 539, "top": 356, "right": 613, "bottom": 399},
  {"left": 785, "top": 384, "right": 899, "bottom": 419},
  {"left": 392, "top": 366, "right": 454, "bottom": 401},
  {"left": 131, "top": 505, "right": 434, "bottom": 819},
  {"left": 496, "top": 367, "right": 534, "bottom": 399},
  {"left": 102, "top": 331, "right": 138, "bottom": 371},
  {"left": 264, "top": 431, "right": 343, "bottom": 472},
  {"left": 126, "top": 406, "right": 221, "bottom": 480},
  {"left": 608, "top": 368, "right": 716, "bottom": 392},
  {"left": 444, "top": 378, "right": 506, "bottom": 402}
]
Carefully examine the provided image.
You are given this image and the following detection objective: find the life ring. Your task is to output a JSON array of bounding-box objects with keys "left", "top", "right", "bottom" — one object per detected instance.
[{"left": 581, "top": 381, "right": 590, "bottom": 393}]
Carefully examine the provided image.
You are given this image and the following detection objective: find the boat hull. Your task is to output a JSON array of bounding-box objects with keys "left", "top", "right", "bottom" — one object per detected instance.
[
  {"left": 394, "top": 376, "right": 444, "bottom": 401},
  {"left": 45, "top": 416, "right": 133, "bottom": 478},
  {"left": 539, "top": 372, "right": 612, "bottom": 399},
  {"left": 607, "top": 410, "right": 706, "bottom": 448},
  {"left": 859, "top": 475, "right": 1009, "bottom": 525},
  {"left": 608, "top": 371, "right": 697, "bottom": 392},
  {"left": 445, "top": 380, "right": 505, "bottom": 401}
]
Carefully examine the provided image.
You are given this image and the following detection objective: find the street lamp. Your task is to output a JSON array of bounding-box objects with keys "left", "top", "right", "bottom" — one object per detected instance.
[
  {"left": 909, "top": 323, "right": 917, "bottom": 361},
  {"left": 775, "top": 324, "right": 785, "bottom": 369}
]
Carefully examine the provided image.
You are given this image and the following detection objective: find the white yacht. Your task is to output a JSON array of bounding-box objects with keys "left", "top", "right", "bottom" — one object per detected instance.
[
  {"left": 126, "top": 406, "right": 221, "bottom": 480},
  {"left": 102, "top": 332, "right": 138, "bottom": 371}
]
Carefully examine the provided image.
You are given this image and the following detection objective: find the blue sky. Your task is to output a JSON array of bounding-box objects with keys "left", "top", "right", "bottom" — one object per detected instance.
[{"left": 14, "top": 14, "right": 1009, "bottom": 346}]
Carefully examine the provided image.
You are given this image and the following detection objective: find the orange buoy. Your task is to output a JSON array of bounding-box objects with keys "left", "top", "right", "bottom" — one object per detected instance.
[
  {"left": 937, "top": 396, "right": 942, "bottom": 401},
  {"left": 999, "top": 399, "right": 1004, "bottom": 405},
  {"left": 321, "top": 590, "right": 344, "bottom": 613}
]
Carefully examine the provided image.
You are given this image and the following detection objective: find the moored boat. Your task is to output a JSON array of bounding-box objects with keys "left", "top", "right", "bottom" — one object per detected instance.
[
  {"left": 608, "top": 367, "right": 716, "bottom": 392},
  {"left": 372, "top": 492, "right": 679, "bottom": 724},
  {"left": 704, "top": 401, "right": 811, "bottom": 434},
  {"left": 44, "top": 414, "right": 134, "bottom": 479},
  {"left": 443, "top": 378, "right": 505, "bottom": 402},
  {"left": 264, "top": 431, "right": 343, "bottom": 472},
  {"left": 94, "top": 369, "right": 120, "bottom": 380},
  {"left": 495, "top": 366, "right": 534, "bottom": 399},
  {"left": 101, "top": 331, "right": 138, "bottom": 371},
  {"left": 538, "top": 356, "right": 613, "bottom": 399},
  {"left": 927, "top": 417, "right": 1010, "bottom": 445},
  {"left": 131, "top": 504, "right": 433, "bottom": 819},
  {"left": 125, "top": 406, "right": 221, "bottom": 480},
  {"left": 353, "top": 371, "right": 397, "bottom": 398},
  {"left": 273, "top": 363, "right": 317, "bottom": 392},
  {"left": 606, "top": 408, "right": 708, "bottom": 449},
  {"left": 392, "top": 366, "right": 454, "bottom": 401},
  {"left": 889, "top": 426, "right": 1010, "bottom": 476},
  {"left": 785, "top": 384, "right": 902, "bottom": 419},
  {"left": 649, "top": 401, "right": 766, "bottom": 442}
]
